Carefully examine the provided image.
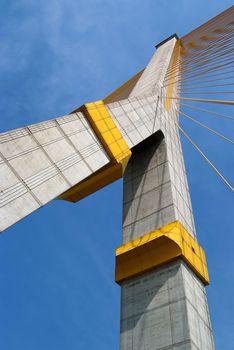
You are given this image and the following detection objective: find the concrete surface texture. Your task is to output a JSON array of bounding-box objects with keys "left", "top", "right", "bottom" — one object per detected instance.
[
  {"left": 120, "top": 133, "right": 214, "bottom": 349},
  {"left": 0, "top": 111, "right": 110, "bottom": 231},
  {"left": 120, "top": 260, "right": 214, "bottom": 350},
  {"left": 120, "top": 131, "right": 214, "bottom": 349},
  {"left": 0, "top": 37, "right": 194, "bottom": 236}
]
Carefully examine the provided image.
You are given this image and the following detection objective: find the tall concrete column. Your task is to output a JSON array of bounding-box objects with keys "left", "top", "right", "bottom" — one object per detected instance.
[
  {"left": 0, "top": 7, "right": 232, "bottom": 350},
  {"left": 116, "top": 132, "right": 215, "bottom": 350}
]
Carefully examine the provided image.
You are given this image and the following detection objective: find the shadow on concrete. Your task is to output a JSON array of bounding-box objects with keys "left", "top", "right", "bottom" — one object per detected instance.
[
  {"left": 122, "top": 129, "right": 169, "bottom": 242},
  {"left": 120, "top": 261, "right": 183, "bottom": 348}
]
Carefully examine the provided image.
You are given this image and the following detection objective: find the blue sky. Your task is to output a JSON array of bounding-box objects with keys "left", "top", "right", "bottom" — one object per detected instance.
[{"left": 0, "top": 1, "right": 233, "bottom": 349}]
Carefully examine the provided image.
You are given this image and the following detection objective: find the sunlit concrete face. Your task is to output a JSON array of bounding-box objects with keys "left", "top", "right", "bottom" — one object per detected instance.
[{"left": 0, "top": 112, "right": 110, "bottom": 231}]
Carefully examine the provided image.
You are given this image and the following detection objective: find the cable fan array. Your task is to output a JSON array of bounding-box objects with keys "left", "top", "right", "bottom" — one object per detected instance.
[{"left": 162, "top": 6, "right": 234, "bottom": 192}]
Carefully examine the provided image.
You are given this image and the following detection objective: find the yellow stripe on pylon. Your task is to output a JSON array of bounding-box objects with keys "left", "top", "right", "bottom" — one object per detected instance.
[
  {"left": 59, "top": 100, "right": 131, "bottom": 202},
  {"left": 115, "top": 220, "right": 209, "bottom": 285}
]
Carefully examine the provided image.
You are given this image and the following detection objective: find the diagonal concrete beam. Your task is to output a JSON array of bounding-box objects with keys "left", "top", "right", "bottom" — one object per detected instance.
[{"left": 0, "top": 37, "right": 178, "bottom": 233}]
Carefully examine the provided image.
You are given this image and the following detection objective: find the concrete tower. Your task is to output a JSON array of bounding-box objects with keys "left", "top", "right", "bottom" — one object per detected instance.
[{"left": 1, "top": 6, "right": 233, "bottom": 349}]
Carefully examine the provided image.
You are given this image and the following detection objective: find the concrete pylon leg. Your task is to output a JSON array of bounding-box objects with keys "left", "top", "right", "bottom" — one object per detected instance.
[{"left": 118, "top": 133, "right": 215, "bottom": 350}]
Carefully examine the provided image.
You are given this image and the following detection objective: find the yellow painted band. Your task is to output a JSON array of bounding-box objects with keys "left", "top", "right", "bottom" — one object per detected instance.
[
  {"left": 82, "top": 101, "right": 131, "bottom": 172},
  {"left": 58, "top": 100, "right": 131, "bottom": 202},
  {"left": 115, "top": 220, "right": 209, "bottom": 285},
  {"left": 164, "top": 40, "right": 181, "bottom": 112}
]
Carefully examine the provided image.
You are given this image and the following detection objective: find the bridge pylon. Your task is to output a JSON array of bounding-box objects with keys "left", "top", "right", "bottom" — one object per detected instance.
[{"left": 1, "top": 6, "right": 234, "bottom": 349}]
